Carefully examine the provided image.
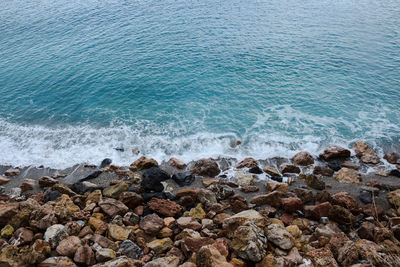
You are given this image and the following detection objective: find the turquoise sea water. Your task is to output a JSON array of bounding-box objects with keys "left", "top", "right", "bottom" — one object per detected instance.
[{"left": 0, "top": 0, "right": 399, "bottom": 168}]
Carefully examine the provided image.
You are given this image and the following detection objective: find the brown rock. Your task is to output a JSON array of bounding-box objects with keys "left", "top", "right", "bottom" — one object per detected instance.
[
  {"left": 98, "top": 198, "right": 129, "bottom": 217},
  {"left": 333, "top": 167, "right": 361, "bottom": 184},
  {"left": 353, "top": 141, "right": 380, "bottom": 164},
  {"left": 20, "top": 178, "right": 35, "bottom": 192},
  {"left": 266, "top": 181, "right": 288, "bottom": 193},
  {"left": 384, "top": 152, "right": 400, "bottom": 164},
  {"left": 130, "top": 156, "right": 158, "bottom": 171},
  {"left": 10, "top": 227, "right": 33, "bottom": 246},
  {"left": 292, "top": 151, "right": 314, "bottom": 166},
  {"left": 250, "top": 191, "right": 282, "bottom": 208},
  {"left": 148, "top": 198, "right": 183, "bottom": 217},
  {"left": 331, "top": 192, "right": 359, "bottom": 213},
  {"left": 235, "top": 157, "right": 258, "bottom": 169},
  {"left": 341, "top": 160, "right": 359, "bottom": 169},
  {"left": 313, "top": 166, "right": 334, "bottom": 176},
  {"left": 119, "top": 191, "right": 143, "bottom": 209},
  {"left": 263, "top": 166, "right": 281, "bottom": 177},
  {"left": 90, "top": 234, "right": 116, "bottom": 249},
  {"left": 0, "top": 176, "right": 10, "bottom": 185},
  {"left": 337, "top": 241, "right": 359, "bottom": 267},
  {"left": 202, "top": 177, "right": 219, "bottom": 187},
  {"left": 74, "top": 245, "right": 95, "bottom": 266},
  {"left": 292, "top": 188, "right": 313, "bottom": 203},
  {"left": 140, "top": 214, "right": 164, "bottom": 235},
  {"left": 305, "top": 247, "right": 339, "bottom": 267},
  {"left": 38, "top": 176, "right": 57, "bottom": 188},
  {"left": 315, "top": 190, "right": 332, "bottom": 204},
  {"left": 4, "top": 168, "right": 20, "bottom": 176},
  {"left": 362, "top": 203, "right": 384, "bottom": 218},
  {"left": 196, "top": 244, "right": 233, "bottom": 267},
  {"left": 357, "top": 221, "right": 375, "bottom": 240},
  {"left": 213, "top": 213, "right": 231, "bottom": 225},
  {"left": 190, "top": 158, "right": 220, "bottom": 177},
  {"left": 282, "top": 197, "right": 303, "bottom": 213},
  {"left": 304, "top": 202, "right": 333, "bottom": 220},
  {"left": 168, "top": 157, "right": 186, "bottom": 169},
  {"left": 176, "top": 217, "right": 202, "bottom": 231},
  {"left": 280, "top": 163, "right": 300, "bottom": 174},
  {"left": 319, "top": 146, "right": 350, "bottom": 161},
  {"left": 240, "top": 185, "right": 259, "bottom": 193},
  {"left": 328, "top": 205, "right": 355, "bottom": 225},
  {"left": 301, "top": 174, "right": 326, "bottom": 190},
  {"left": 181, "top": 237, "right": 215, "bottom": 254},
  {"left": 0, "top": 203, "right": 19, "bottom": 227},
  {"left": 56, "top": 236, "right": 82, "bottom": 257}
]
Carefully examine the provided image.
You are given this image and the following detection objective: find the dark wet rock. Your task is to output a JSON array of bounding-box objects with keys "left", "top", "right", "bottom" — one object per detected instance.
[
  {"left": 249, "top": 166, "right": 262, "bottom": 174},
  {"left": 236, "top": 157, "right": 258, "bottom": 169},
  {"left": 319, "top": 146, "right": 351, "bottom": 161},
  {"left": 190, "top": 158, "right": 220, "bottom": 177},
  {"left": 384, "top": 152, "right": 400, "bottom": 164},
  {"left": 313, "top": 166, "right": 334, "bottom": 176},
  {"left": 172, "top": 172, "right": 195, "bottom": 187},
  {"left": 141, "top": 167, "right": 170, "bottom": 192},
  {"left": 270, "top": 176, "right": 283, "bottom": 182},
  {"left": 390, "top": 169, "right": 400, "bottom": 177},
  {"left": 130, "top": 156, "right": 158, "bottom": 171},
  {"left": 45, "top": 190, "right": 61, "bottom": 202},
  {"left": 353, "top": 141, "right": 380, "bottom": 164},
  {"left": 118, "top": 240, "right": 143, "bottom": 259},
  {"left": 280, "top": 163, "right": 300, "bottom": 174},
  {"left": 148, "top": 198, "right": 183, "bottom": 217},
  {"left": 100, "top": 158, "right": 112, "bottom": 168},
  {"left": 359, "top": 190, "right": 372, "bottom": 204},
  {"left": 142, "top": 191, "right": 174, "bottom": 202},
  {"left": 292, "top": 151, "right": 314, "bottom": 166}
]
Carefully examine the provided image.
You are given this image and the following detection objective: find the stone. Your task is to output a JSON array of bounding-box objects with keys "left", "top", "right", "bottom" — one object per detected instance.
[
  {"left": 286, "top": 225, "right": 301, "bottom": 238},
  {"left": 90, "top": 234, "right": 116, "bottom": 250},
  {"left": 19, "top": 178, "right": 35, "bottom": 192},
  {"left": 359, "top": 190, "right": 372, "bottom": 204},
  {"left": 222, "top": 210, "right": 265, "bottom": 236},
  {"left": 103, "top": 183, "right": 129, "bottom": 199},
  {"left": 181, "top": 237, "right": 215, "bottom": 254},
  {"left": 234, "top": 171, "right": 256, "bottom": 186},
  {"left": 38, "top": 256, "right": 77, "bottom": 267},
  {"left": 202, "top": 177, "right": 219, "bottom": 187},
  {"left": 266, "top": 181, "right": 288, "bottom": 193},
  {"left": 44, "top": 224, "right": 68, "bottom": 249},
  {"left": 176, "top": 217, "right": 202, "bottom": 231},
  {"left": 249, "top": 166, "right": 263, "bottom": 174},
  {"left": 355, "top": 239, "right": 400, "bottom": 266},
  {"left": 88, "top": 217, "right": 106, "bottom": 231},
  {"left": 140, "top": 213, "right": 164, "bottom": 235},
  {"left": 305, "top": 247, "right": 338, "bottom": 267},
  {"left": 4, "top": 168, "right": 20, "bottom": 176},
  {"left": 189, "top": 204, "right": 206, "bottom": 220},
  {"left": 250, "top": 191, "right": 282, "bottom": 208},
  {"left": 282, "top": 197, "right": 303, "bottom": 213},
  {"left": 38, "top": 176, "right": 57, "bottom": 188},
  {"left": 91, "top": 256, "right": 135, "bottom": 267},
  {"left": 319, "top": 146, "right": 350, "bottom": 161},
  {"left": 74, "top": 245, "right": 95, "bottom": 266},
  {"left": 292, "top": 151, "right": 314, "bottom": 166},
  {"left": 98, "top": 198, "right": 129, "bottom": 217},
  {"left": 263, "top": 166, "right": 281, "bottom": 177},
  {"left": 86, "top": 190, "right": 102, "bottom": 206},
  {"left": 144, "top": 256, "right": 180, "bottom": 267},
  {"left": 353, "top": 141, "right": 380, "bottom": 164},
  {"left": 333, "top": 167, "right": 361, "bottom": 184},
  {"left": 130, "top": 156, "right": 158, "bottom": 171},
  {"left": 197, "top": 189, "right": 217, "bottom": 205},
  {"left": 176, "top": 189, "right": 197, "bottom": 207},
  {"left": 10, "top": 227, "right": 33, "bottom": 246},
  {"left": 280, "top": 163, "right": 300, "bottom": 174},
  {"left": 172, "top": 172, "right": 195, "bottom": 186},
  {"left": 331, "top": 192, "right": 359, "bottom": 212},
  {"left": 236, "top": 157, "right": 258, "bottom": 169},
  {"left": 313, "top": 166, "right": 334, "bottom": 176},
  {"left": 240, "top": 185, "right": 259, "bottom": 193},
  {"left": 196, "top": 245, "right": 233, "bottom": 267},
  {"left": 0, "top": 176, "right": 10, "bottom": 185},
  {"left": 108, "top": 224, "right": 131, "bottom": 241},
  {"left": 328, "top": 205, "right": 355, "bottom": 225},
  {"left": 388, "top": 189, "right": 400, "bottom": 207},
  {"left": 52, "top": 183, "right": 77, "bottom": 197},
  {"left": 169, "top": 157, "right": 186, "bottom": 169},
  {"left": 141, "top": 167, "right": 170, "bottom": 192},
  {"left": 304, "top": 202, "right": 333, "bottom": 220},
  {"left": 56, "top": 236, "right": 82, "bottom": 257},
  {"left": 29, "top": 239, "right": 51, "bottom": 264},
  {"left": 208, "top": 184, "right": 234, "bottom": 200},
  {"left": 231, "top": 222, "right": 267, "bottom": 262},
  {"left": 118, "top": 240, "right": 142, "bottom": 259},
  {"left": 1, "top": 224, "right": 14, "bottom": 239},
  {"left": 384, "top": 152, "right": 400, "bottom": 164},
  {"left": 147, "top": 237, "right": 173, "bottom": 254},
  {"left": 119, "top": 191, "right": 143, "bottom": 209},
  {"left": 301, "top": 174, "right": 325, "bottom": 190},
  {"left": 292, "top": 188, "right": 313, "bottom": 203},
  {"left": 148, "top": 198, "right": 183, "bottom": 217},
  {"left": 96, "top": 248, "right": 116, "bottom": 262},
  {"left": 266, "top": 224, "right": 294, "bottom": 250},
  {"left": 190, "top": 158, "right": 220, "bottom": 177}
]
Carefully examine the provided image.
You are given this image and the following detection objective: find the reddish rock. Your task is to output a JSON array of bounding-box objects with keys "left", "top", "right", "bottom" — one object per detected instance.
[
  {"left": 282, "top": 197, "right": 303, "bottom": 213},
  {"left": 280, "top": 163, "right": 300, "bottom": 174},
  {"left": 250, "top": 191, "right": 282, "bottom": 208},
  {"left": 357, "top": 222, "right": 375, "bottom": 240},
  {"left": 319, "top": 146, "right": 350, "bottom": 161},
  {"left": 98, "top": 198, "right": 129, "bottom": 217},
  {"left": 168, "top": 157, "right": 187, "bottom": 169},
  {"left": 190, "top": 158, "right": 220, "bottom": 177},
  {"left": 20, "top": 178, "right": 35, "bottom": 192},
  {"left": 38, "top": 176, "right": 58, "bottom": 188},
  {"left": 176, "top": 217, "right": 202, "bottom": 231},
  {"left": 313, "top": 166, "right": 334, "bottom": 176},
  {"left": 362, "top": 204, "right": 384, "bottom": 218},
  {"left": 240, "top": 185, "right": 259, "bottom": 193},
  {"left": 56, "top": 236, "right": 82, "bottom": 257},
  {"left": 119, "top": 191, "right": 143, "bottom": 209},
  {"left": 353, "top": 141, "right": 380, "bottom": 164},
  {"left": 232, "top": 200, "right": 249, "bottom": 213},
  {"left": 181, "top": 237, "right": 215, "bottom": 254},
  {"left": 315, "top": 190, "right": 332, "bottom": 204},
  {"left": 140, "top": 214, "right": 164, "bottom": 235},
  {"left": 331, "top": 192, "right": 359, "bottom": 213},
  {"left": 4, "top": 168, "right": 20, "bottom": 176},
  {"left": 305, "top": 247, "right": 339, "bottom": 267},
  {"left": 280, "top": 213, "right": 294, "bottom": 225},
  {"left": 292, "top": 151, "right": 314, "bottom": 166},
  {"left": 304, "top": 202, "right": 333, "bottom": 220},
  {"left": 235, "top": 157, "right": 258, "bottom": 169},
  {"left": 74, "top": 245, "right": 95, "bottom": 266},
  {"left": 328, "top": 205, "right": 355, "bottom": 225},
  {"left": 374, "top": 227, "right": 391, "bottom": 243},
  {"left": 213, "top": 213, "right": 231, "bottom": 225},
  {"left": 148, "top": 198, "right": 183, "bottom": 217},
  {"left": 259, "top": 206, "right": 277, "bottom": 217},
  {"left": 292, "top": 188, "right": 313, "bottom": 203}
]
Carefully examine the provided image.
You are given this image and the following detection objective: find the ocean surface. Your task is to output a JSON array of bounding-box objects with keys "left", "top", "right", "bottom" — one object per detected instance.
[{"left": 0, "top": 0, "right": 399, "bottom": 168}]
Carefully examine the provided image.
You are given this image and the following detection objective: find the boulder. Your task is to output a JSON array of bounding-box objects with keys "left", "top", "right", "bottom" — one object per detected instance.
[
  {"left": 236, "top": 158, "right": 258, "bottom": 169},
  {"left": 10, "top": 227, "right": 33, "bottom": 246},
  {"left": 319, "top": 146, "right": 350, "bottom": 161},
  {"left": 130, "top": 156, "right": 158, "bottom": 171},
  {"left": 333, "top": 167, "right": 361, "bottom": 184},
  {"left": 141, "top": 167, "right": 170, "bottom": 192},
  {"left": 353, "top": 141, "right": 380, "bottom": 164},
  {"left": 266, "top": 181, "right": 288, "bottom": 193},
  {"left": 292, "top": 151, "right": 314, "bottom": 166},
  {"left": 263, "top": 166, "right": 281, "bottom": 177},
  {"left": 292, "top": 188, "right": 313, "bottom": 203},
  {"left": 222, "top": 210, "right": 265, "bottom": 236},
  {"left": 301, "top": 174, "right": 325, "bottom": 190},
  {"left": 328, "top": 205, "right": 355, "bottom": 225},
  {"left": 148, "top": 198, "right": 183, "bottom": 217},
  {"left": 190, "top": 158, "right": 220, "bottom": 177},
  {"left": 181, "top": 237, "right": 215, "bottom": 254}
]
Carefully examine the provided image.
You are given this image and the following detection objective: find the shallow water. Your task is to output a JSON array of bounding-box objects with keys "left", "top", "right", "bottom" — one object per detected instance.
[{"left": 0, "top": 0, "right": 399, "bottom": 168}]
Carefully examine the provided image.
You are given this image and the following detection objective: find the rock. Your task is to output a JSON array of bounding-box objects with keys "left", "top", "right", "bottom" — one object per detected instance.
[
  {"left": 263, "top": 166, "right": 281, "bottom": 177},
  {"left": 328, "top": 205, "right": 355, "bottom": 225},
  {"left": 388, "top": 189, "right": 400, "bottom": 206},
  {"left": 197, "top": 189, "right": 217, "bottom": 205},
  {"left": 390, "top": 169, "right": 400, "bottom": 177},
  {"left": 90, "top": 234, "right": 115, "bottom": 250},
  {"left": 302, "top": 174, "right": 325, "bottom": 190},
  {"left": 91, "top": 256, "right": 135, "bottom": 267},
  {"left": 108, "top": 224, "right": 131, "bottom": 241},
  {"left": 231, "top": 222, "right": 267, "bottom": 262},
  {"left": 85, "top": 189, "right": 102, "bottom": 206},
  {"left": 196, "top": 245, "right": 233, "bottom": 267},
  {"left": 172, "top": 172, "right": 195, "bottom": 187},
  {"left": 280, "top": 163, "right": 300, "bottom": 174},
  {"left": 304, "top": 202, "right": 333, "bottom": 220},
  {"left": 19, "top": 178, "right": 35, "bottom": 192},
  {"left": 4, "top": 168, "right": 20, "bottom": 176},
  {"left": 74, "top": 245, "right": 95, "bottom": 266},
  {"left": 99, "top": 198, "right": 129, "bottom": 217},
  {"left": 208, "top": 184, "right": 234, "bottom": 200},
  {"left": 144, "top": 256, "right": 180, "bottom": 267},
  {"left": 181, "top": 237, "right": 215, "bottom": 254},
  {"left": 292, "top": 188, "right": 313, "bottom": 203},
  {"left": 38, "top": 256, "right": 77, "bottom": 267},
  {"left": 52, "top": 183, "right": 77, "bottom": 197},
  {"left": 190, "top": 158, "right": 220, "bottom": 177},
  {"left": 319, "top": 146, "right": 350, "bottom": 161},
  {"left": 177, "top": 217, "right": 202, "bottom": 231},
  {"left": 313, "top": 166, "right": 334, "bottom": 176},
  {"left": 250, "top": 191, "right": 282, "bottom": 208},
  {"left": 202, "top": 178, "right": 219, "bottom": 187},
  {"left": 70, "top": 181, "right": 101, "bottom": 194},
  {"left": 234, "top": 171, "right": 256, "bottom": 186},
  {"left": 359, "top": 190, "right": 372, "bottom": 204},
  {"left": 118, "top": 240, "right": 142, "bottom": 259},
  {"left": 56, "top": 236, "right": 82, "bottom": 257},
  {"left": 189, "top": 204, "right": 206, "bottom": 220},
  {"left": 140, "top": 213, "right": 164, "bottom": 235},
  {"left": 266, "top": 223, "right": 294, "bottom": 250},
  {"left": 222, "top": 210, "right": 265, "bottom": 236},
  {"left": 148, "top": 198, "right": 183, "bottom": 217},
  {"left": 236, "top": 158, "right": 258, "bottom": 169},
  {"left": 355, "top": 239, "right": 400, "bottom": 266},
  {"left": 292, "top": 151, "right": 314, "bottom": 166},
  {"left": 305, "top": 247, "right": 338, "bottom": 267},
  {"left": 119, "top": 191, "right": 143, "bottom": 209},
  {"left": 331, "top": 192, "right": 359, "bottom": 213},
  {"left": 141, "top": 167, "right": 170, "bottom": 192},
  {"left": 147, "top": 237, "right": 173, "bottom": 254},
  {"left": 249, "top": 166, "right": 263, "bottom": 174},
  {"left": 103, "top": 183, "right": 129, "bottom": 199},
  {"left": 353, "top": 141, "right": 380, "bottom": 164},
  {"left": 44, "top": 224, "right": 68, "bottom": 249},
  {"left": 10, "top": 227, "right": 33, "bottom": 246},
  {"left": 0, "top": 176, "right": 10, "bottom": 185},
  {"left": 96, "top": 248, "right": 116, "bottom": 262},
  {"left": 38, "top": 176, "right": 58, "bottom": 188},
  {"left": 168, "top": 157, "right": 187, "bottom": 169},
  {"left": 1, "top": 224, "right": 14, "bottom": 239},
  {"left": 282, "top": 197, "right": 303, "bottom": 213},
  {"left": 266, "top": 181, "right": 288, "bottom": 193},
  {"left": 384, "top": 152, "right": 400, "bottom": 164},
  {"left": 240, "top": 185, "right": 259, "bottom": 193},
  {"left": 333, "top": 167, "right": 361, "bottom": 184},
  {"left": 130, "top": 156, "right": 158, "bottom": 171}
]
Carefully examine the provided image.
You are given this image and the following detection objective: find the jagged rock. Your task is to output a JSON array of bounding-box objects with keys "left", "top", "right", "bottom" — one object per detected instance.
[
  {"left": 301, "top": 174, "right": 325, "bottom": 190},
  {"left": 388, "top": 189, "right": 400, "bottom": 206},
  {"left": 147, "top": 237, "right": 173, "bottom": 254},
  {"left": 141, "top": 167, "right": 170, "bottom": 192},
  {"left": 266, "top": 224, "right": 294, "bottom": 250},
  {"left": 234, "top": 171, "right": 256, "bottom": 186},
  {"left": 119, "top": 191, "right": 143, "bottom": 209},
  {"left": 189, "top": 204, "right": 206, "bottom": 220},
  {"left": 292, "top": 151, "right": 314, "bottom": 166},
  {"left": 331, "top": 192, "right": 359, "bottom": 213},
  {"left": 168, "top": 157, "right": 187, "bottom": 169},
  {"left": 172, "top": 172, "right": 195, "bottom": 186},
  {"left": 305, "top": 247, "right": 338, "bottom": 267},
  {"left": 197, "top": 189, "right": 217, "bottom": 205},
  {"left": 148, "top": 198, "right": 183, "bottom": 217},
  {"left": 384, "top": 152, "right": 400, "bottom": 164},
  {"left": 196, "top": 245, "right": 233, "bottom": 267},
  {"left": 103, "top": 183, "right": 129, "bottom": 199},
  {"left": 1, "top": 224, "right": 14, "bottom": 239},
  {"left": 355, "top": 239, "right": 400, "bottom": 266},
  {"left": 118, "top": 240, "right": 143, "bottom": 259},
  {"left": 313, "top": 166, "right": 334, "bottom": 176},
  {"left": 353, "top": 141, "right": 380, "bottom": 164},
  {"left": 222, "top": 210, "right": 266, "bottom": 237},
  {"left": 95, "top": 248, "right": 116, "bottom": 262},
  {"left": 108, "top": 224, "right": 131, "bottom": 241},
  {"left": 250, "top": 191, "right": 282, "bottom": 208},
  {"left": 328, "top": 205, "right": 355, "bottom": 225},
  {"left": 19, "top": 179, "right": 35, "bottom": 192},
  {"left": 98, "top": 198, "right": 129, "bottom": 217},
  {"left": 177, "top": 217, "right": 202, "bottom": 231},
  {"left": 208, "top": 184, "right": 234, "bottom": 200},
  {"left": 304, "top": 202, "right": 333, "bottom": 220},
  {"left": 74, "top": 245, "right": 95, "bottom": 266},
  {"left": 140, "top": 213, "right": 164, "bottom": 235},
  {"left": 44, "top": 224, "right": 68, "bottom": 249},
  {"left": 236, "top": 158, "right": 258, "bottom": 169},
  {"left": 130, "top": 156, "right": 158, "bottom": 171},
  {"left": 282, "top": 197, "right": 303, "bottom": 213},
  {"left": 231, "top": 222, "right": 267, "bottom": 262},
  {"left": 292, "top": 188, "right": 313, "bottom": 203},
  {"left": 319, "top": 146, "right": 350, "bottom": 161},
  {"left": 191, "top": 158, "right": 220, "bottom": 177},
  {"left": 266, "top": 181, "right": 288, "bottom": 193},
  {"left": 263, "top": 166, "right": 281, "bottom": 177},
  {"left": 56, "top": 236, "right": 82, "bottom": 257},
  {"left": 280, "top": 163, "right": 300, "bottom": 174},
  {"left": 333, "top": 168, "right": 361, "bottom": 184},
  {"left": 10, "top": 227, "right": 33, "bottom": 246},
  {"left": 38, "top": 176, "right": 58, "bottom": 188}
]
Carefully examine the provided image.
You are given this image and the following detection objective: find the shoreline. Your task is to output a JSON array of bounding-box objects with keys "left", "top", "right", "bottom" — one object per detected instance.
[{"left": 0, "top": 142, "right": 399, "bottom": 266}]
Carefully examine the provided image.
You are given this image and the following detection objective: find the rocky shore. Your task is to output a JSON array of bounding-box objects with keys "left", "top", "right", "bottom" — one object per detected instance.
[{"left": 0, "top": 141, "right": 400, "bottom": 266}]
